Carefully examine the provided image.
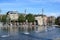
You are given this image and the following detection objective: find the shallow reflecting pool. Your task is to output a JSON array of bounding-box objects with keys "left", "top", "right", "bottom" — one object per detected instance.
[{"left": 0, "top": 25, "right": 60, "bottom": 40}]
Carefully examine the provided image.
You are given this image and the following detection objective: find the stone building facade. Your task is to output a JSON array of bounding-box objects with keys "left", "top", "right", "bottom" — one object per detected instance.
[
  {"left": 6, "top": 11, "right": 19, "bottom": 25},
  {"left": 35, "top": 15, "right": 48, "bottom": 26},
  {"left": 47, "top": 16, "right": 56, "bottom": 26}
]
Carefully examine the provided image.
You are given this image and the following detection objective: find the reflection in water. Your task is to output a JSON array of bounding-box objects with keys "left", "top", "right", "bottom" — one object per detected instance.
[
  {"left": 9, "top": 26, "right": 18, "bottom": 36},
  {"left": 1, "top": 25, "right": 19, "bottom": 36},
  {"left": 45, "top": 26, "right": 48, "bottom": 32},
  {"left": 1, "top": 24, "right": 60, "bottom": 40},
  {"left": 6, "top": 24, "right": 33, "bottom": 36},
  {"left": 35, "top": 26, "right": 45, "bottom": 32},
  {"left": 1, "top": 24, "right": 56, "bottom": 32},
  {"left": 35, "top": 25, "right": 56, "bottom": 33},
  {"left": 24, "top": 24, "right": 30, "bottom": 34},
  {"left": 1, "top": 24, "right": 56, "bottom": 35}
]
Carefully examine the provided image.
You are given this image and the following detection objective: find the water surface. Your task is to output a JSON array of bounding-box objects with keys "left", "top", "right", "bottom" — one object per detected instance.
[{"left": 0, "top": 25, "right": 60, "bottom": 40}]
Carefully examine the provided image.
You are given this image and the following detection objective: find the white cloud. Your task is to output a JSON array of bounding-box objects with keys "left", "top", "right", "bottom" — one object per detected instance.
[
  {"left": 49, "top": 13, "right": 57, "bottom": 16},
  {"left": 0, "top": 3, "right": 15, "bottom": 5},
  {"left": 29, "top": 0, "right": 60, "bottom": 3},
  {"left": 29, "top": 0, "right": 46, "bottom": 3},
  {"left": 48, "top": 0, "right": 60, "bottom": 2},
  {"left": 0, "top": 2, "right": 26, "bottom": 6},
  {"left": 46, "top": 12, "right": 60, "bottom": 17}
]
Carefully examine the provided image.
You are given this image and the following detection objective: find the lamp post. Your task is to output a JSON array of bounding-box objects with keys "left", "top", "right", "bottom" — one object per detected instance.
[
  {"left": 6, "top": 16, "right": 10, "bottom": 26},
  {"left": 42, "top": 8, "right": 44, "bottom": 26}
]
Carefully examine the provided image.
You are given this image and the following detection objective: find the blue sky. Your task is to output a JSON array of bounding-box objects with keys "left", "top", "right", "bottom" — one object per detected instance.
[{"left": 0, "top": 0, "right": 60, "bottom": 17}]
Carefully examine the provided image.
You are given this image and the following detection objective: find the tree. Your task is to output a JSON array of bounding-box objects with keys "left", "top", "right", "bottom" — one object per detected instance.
[
  {"left": 26, "top": 14, "right": 35, "bottom": 22},
  {"left": 1, "top": 15, "right": 7, "bottom": 22},
  {"left": 0, "top": 16, "right": 1, "bottom": 22},
  {"left": 18, "top": 14, "right": 26, "bottom": 22},
  {"left": 55, "top": 16, "right": 60, "bottom": 25},
  {"left": 0, "top": 9, "right": 2, "bottom": 22}
]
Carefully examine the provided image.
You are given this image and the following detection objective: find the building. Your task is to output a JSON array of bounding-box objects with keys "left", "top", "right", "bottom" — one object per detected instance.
[
  {"left": 35, "top": 16, "right": 43, "bottom": 25},
  {"left": 35, "top": 14, "right": 48, "bottom": 26},
  {"left": 47, "top": 16, "right": 56, "bottom": 26},
  {"left": 7, "top": 11, "right": 19, "bottom": 24}
]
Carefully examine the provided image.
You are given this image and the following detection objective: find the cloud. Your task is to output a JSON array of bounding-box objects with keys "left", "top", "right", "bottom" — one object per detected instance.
[
  {"left": 29, "top": 0, "right": 46, "bottom": 3},
  {"left": 29, "top": 0, "right": 60, "bottom": 3},
  {"left": 0, "top": 3, "right": 15, "bottom": 5},
  {"left": 49, "top": 13, "right": 57, "bottom": 16},
  {"left": 0, "top": 2, "right": 26, "bottom": 6},
  {"left": 46, "top": 12, "right": 60, "bottom": 17},
  {"left": 48, "top": 0, "right": 60, "bottom": 2}
]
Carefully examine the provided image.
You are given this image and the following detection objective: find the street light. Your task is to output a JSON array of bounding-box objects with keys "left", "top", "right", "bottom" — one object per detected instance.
[{"left": 42, "top": 8, "right": 45, "bottom": 26}]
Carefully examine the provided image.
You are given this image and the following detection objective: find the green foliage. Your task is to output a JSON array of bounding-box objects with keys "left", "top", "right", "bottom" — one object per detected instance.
[
  {"left": 26, "top": 14, "right": 35, "bottom": 22},
  {"left": 55, "top": 16, "right": 60, "bottom": 25},
  {"left": 55, "top": 19, "right": 58, "bottom": 25},
  {"left": 18, "top": 14, "right": 26, "bottom": 22},
  {"left": 0, "top": 16, "right": 1, "bottom": 22},
  {"left": 1, "top": 15, "right": 7, "bottom": 22}
]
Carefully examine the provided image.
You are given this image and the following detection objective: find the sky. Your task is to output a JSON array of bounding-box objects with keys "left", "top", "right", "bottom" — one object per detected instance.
[{"left": 0, "top": 0, "right": 60, "bottom": 17}]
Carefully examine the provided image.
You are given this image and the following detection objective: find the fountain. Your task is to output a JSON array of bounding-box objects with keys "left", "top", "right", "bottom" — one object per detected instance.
[
  {"left": 1, "top": 34, "right": 9, "bottom": 37},
  {"left": 1, "top": 17, "right": 10, "bottom": 38},
  {"left": 34, "top": 22, "right": 37, "bottom": 32},
  {"left": 45, "top": 26, "right": 48, "bottom": 32},
  {"left": 45, "top": 27, "right": 48, "bottom": 32},
  {"left": 10, "top": 23, "right": 13, "bottom": 27},
  {"left": 24, "top": 20, "right": 29, "bottom": 34},
  {"left": 35, "top": 26, "right": 39, "bottom": 33},
  {"left": 1, "top": 27, "right": 10, "bottom": 38},
  {"left": 9, "top": 26, "right": 18, "bottom": 36},
  {"left": 52, "top": 25, "right": 56, "bottom": 29}
]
